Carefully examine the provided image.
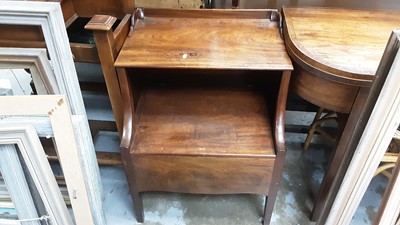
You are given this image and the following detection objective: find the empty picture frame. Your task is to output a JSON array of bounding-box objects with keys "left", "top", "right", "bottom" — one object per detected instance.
[
  {"left": 326, "top": 30, "right": 400, "bottom": 225},
  {"left": 0, "top": 123, "right": 73, "bottom": 225},
  {"left": 0, "top": 2, "right": 105, "bottom": 224},
  {"left": 0, "top": 145, "right": 41, "bottom": 225},
  {"left": 0, "top": 47, "right": 59, "bottom": 95},
  {"left": 0, "top": 1, "right": 84, "bottom": 115},
  {"left": 0, "top": 95, "right": 94, "bottom": 225}
]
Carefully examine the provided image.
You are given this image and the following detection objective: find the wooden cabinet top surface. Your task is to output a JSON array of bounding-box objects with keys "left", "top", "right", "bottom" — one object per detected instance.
[
  {"left": 283, "top": 7, "right": 400, "bottom": 84},
  {"left": 114, "top": 9, "right": 293, "bottom": 71}
]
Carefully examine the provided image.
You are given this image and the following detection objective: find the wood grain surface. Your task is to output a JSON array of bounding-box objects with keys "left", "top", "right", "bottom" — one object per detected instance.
[
  {"left": 114, "top": 9, "right": 292, "bottom": 224},
  {"left": 290, "top": 65, "right": 359, "bottom": 113},
  {"left": 283, "top": 7, "right": 400, "bottom": 85},
  {"left": 136, "top": 0, "right": 205, "bottom": 9},
  {"left": 283, "top": 7, "right": 400, "bottom": 224},
  {"left": 69, "top": 0, "right": 134, "bottom": 18},
  {"left": 131, "top": 87, "right": 275, "bottom": 157},
  {"left": 115, "top": 10, "right": 292, "bottom": 70},
  {"left": 132, "top": 155, "right": 274, "bottom": 194}
]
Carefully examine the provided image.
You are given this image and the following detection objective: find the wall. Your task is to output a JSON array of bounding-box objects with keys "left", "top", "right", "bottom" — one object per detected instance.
[{"left": 215, "top": 0, "right": 400, "bottom": 10}]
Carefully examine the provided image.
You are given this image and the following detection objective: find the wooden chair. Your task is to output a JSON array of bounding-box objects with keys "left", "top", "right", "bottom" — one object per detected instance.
[
  {"left": 0, "top": 0, "right": 134, "bottom": 136},
  {"left": 375, "top": 130, "right": 400, "bottom": 178},
  {"left": 303, "top": 107, "right": 338, "bottom": 150}
]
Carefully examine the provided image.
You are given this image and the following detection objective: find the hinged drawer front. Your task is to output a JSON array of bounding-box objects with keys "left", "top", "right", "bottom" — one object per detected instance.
[{"left": 132, "top": 155, "right": 275, "bottom": 195}]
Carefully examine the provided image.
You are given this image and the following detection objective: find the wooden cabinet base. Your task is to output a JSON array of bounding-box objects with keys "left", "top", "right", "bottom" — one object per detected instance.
[
  {"left": 121, "top": 86, "right": 285, "bottom": 224},
  {"left": 131, "top": 156, "right": 275, "bottom": 195}
]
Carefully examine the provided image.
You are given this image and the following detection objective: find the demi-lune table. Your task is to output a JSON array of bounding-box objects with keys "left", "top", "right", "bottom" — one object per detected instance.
[{"left": 282, "top": 6, "right": 400, "bottom": 223}]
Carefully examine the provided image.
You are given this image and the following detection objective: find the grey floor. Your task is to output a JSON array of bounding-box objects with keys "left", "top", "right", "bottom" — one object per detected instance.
[{"left": 1, "top": 67, "right": 387, "bottom": 225}]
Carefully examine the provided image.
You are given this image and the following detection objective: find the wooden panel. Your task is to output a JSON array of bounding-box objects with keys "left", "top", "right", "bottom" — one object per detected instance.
[
  {"left": 60, "top": 0, "right": 77, "bottom": 25},
  {"left": 136, "top": 0, "right": 205, "bottom": 9},
  {"left": 86, "top": 15, "right": 125, "bottom": 136},
  {"left": 115, "top": 12, "right": 292, "bottom": 70},
  {"left": 215, "top": 0, "right": 400, "bottom": 10},
  {"left": 71, "top": 0, "right": 134, "bottom": 18},
  {"left": 290, "top": 65, "right": 358, "bottom": 113},
  {"left": 0, "top": 25, "right": 43, "bottom": 42},
  {"left": 132, "top": 155, "right": 274, "bottom": 195},
  {"left": 70, "top": 43, "right": 99, "bottom": 62},
  {"left": 113, "top": 14, "right": 131, "bottom": 53},
  {"left": 0, "top": 40, "right": 46, "bottom": 49},
  {"left": 131, "top": 87, "right": 276, "bottom": 157},
  {"left": 143, "top": 8, "right": 274, "bottom": 18},
  {"left": 283, "top": 7, "right": 400, "bottom": 83}
]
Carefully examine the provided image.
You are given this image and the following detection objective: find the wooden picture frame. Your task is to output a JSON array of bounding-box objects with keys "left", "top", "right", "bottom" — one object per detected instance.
[
  {"left": 0, "top": 47, "right": 58, "bottom": 95},
  {"left": 0, "top": 2, "right": 105, "bottom": 225},
  {"left": 0, "top": 95, "right": 94, "bottom": 225},
  {"left": 0, "top": 123, "right": 73, "bottom": 225},
  {"left": 325, "top": 30, "right": 400, "bottom": 225}
]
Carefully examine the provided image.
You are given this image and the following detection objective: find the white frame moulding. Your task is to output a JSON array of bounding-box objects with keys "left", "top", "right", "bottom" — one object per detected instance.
[
  {"left": 0, "top": 1, "right": 84, "bottom": 114},
  {"left": 375, "top": 151, "right": 400, "bottom": 225},
  {"left": 0, "top": 95, "right": 93, "bottom": 225},
  {"left": 0, "top": 2, "right": 105, "bottom": 225},
  {"left": 325, "top": 31, "right": 400, "bottom": 225},
  {"left": 0, "top": 144, "right": 40, "bottom": 225},
  {"left": 0, "top": 47, "right": 59, "bottom": 95},
  {"left": 0, "top": 123, "right": 73, "bottom": 225}
]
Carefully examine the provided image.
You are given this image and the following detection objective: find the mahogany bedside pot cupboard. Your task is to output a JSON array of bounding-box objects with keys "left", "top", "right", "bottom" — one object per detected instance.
[{"left": 113, "top": 8, "right": 293, "bottom": 224}]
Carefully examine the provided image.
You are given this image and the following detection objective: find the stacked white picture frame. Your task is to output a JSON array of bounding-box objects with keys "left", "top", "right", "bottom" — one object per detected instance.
[
  {"left": 0, "top": 48, "right": 59, "bottom": 95},
  {"left": 0, "top": 1, "right": 106, "bottom": 225},
  {"left": 0, "top": 123, "right": 73, "bottom": 225}
]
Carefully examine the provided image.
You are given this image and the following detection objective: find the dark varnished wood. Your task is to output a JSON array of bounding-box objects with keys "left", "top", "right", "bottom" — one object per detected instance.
[
  {"left": 69, "top": 0, "right": 134, "bottom": 19},
  {"left": 283, "top": 7, "right": 400, "bottom": 86},
  {"left": 113, "top": 14, "right": 132, "bottom": 51},
  {"left": 135, "top": 0, "right": 205, "bottom": 9},
  {"left": 0, "top": 25, "right": 43, "bottom": 42},
  {"left": 84, "top": 15, "right": 118, "bottom": 30},
  {"left": 131, "top": 87, "right": 275, "bottom": 157},
  {"left": 86, "top": 15, "right": 132, "bottom": 136},
  {"left": 115, "top": 9, "right": 292, "bottom": 224},
  {"left": 142, "top": 8, "right": 276, "bottom": 19},
  {"left": 70, "top": 43, "right": 99, "bottom": 63},
  {"left": 133, "top": 156, "right": 274, "bottom": 194},
  {"left": 117, "top": 67, "right": 144, "bottom": 222},
  {"left": 60, "top": 0, "right": 77, "bottom": 26},
  {"left": 274, "top": 71, "right": 291, "bottom": 152},
  {"left": 119, "top": 73, "right": 290, "bottom": 224},
  {"left": 262, "top": 70, "right": 291, "bottom": 225},
  {"left": 114, "top": 9, "right": 292, "bottom": 70},
  {"left": 282, "top": 7, "right": 400, "bottom": 224},
  {"left": 117, "top": 67, "right": 135, "bottom": 150},
  {"left": 291, "top": 65, "right": 359, "bottom": 113}
]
